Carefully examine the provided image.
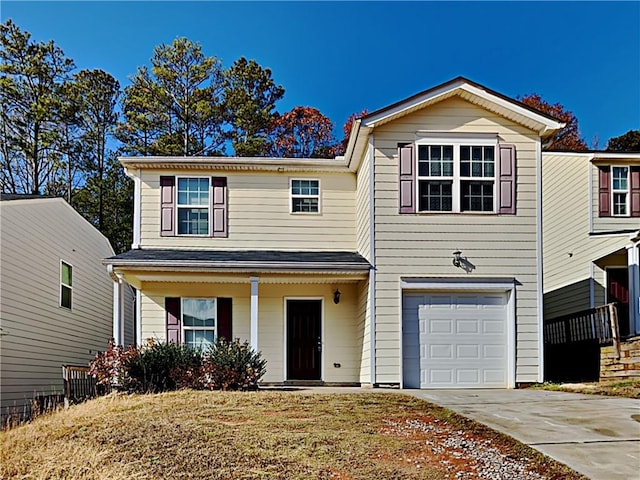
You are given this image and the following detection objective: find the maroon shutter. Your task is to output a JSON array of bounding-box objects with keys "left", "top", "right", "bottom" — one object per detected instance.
[
  {"left": 497, "top": 144, "right": 516, "bottom": 214},
  {"left": 598, "top": 166, "right": 611, "bottom": 217},
  {"left": 631, "top": 166, "right": 640, "bottom": 217},
  {"left": 217, "top": 297, "right": 232, "bottom": 342},
  {"left": 160, "top": 176, "right": 175, "bottom": 236},
  {"left": 165, "top": 297, "right": 181, "bottom": 344},
  {"left": 211, "top": 177, "right": 228, "bottom": 237},
  {"left": 399, "top": 144, "right": 416, "bottom": 213}
]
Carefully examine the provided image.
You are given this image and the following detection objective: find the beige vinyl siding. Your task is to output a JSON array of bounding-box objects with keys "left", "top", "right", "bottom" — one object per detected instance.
[
  {"left": 590, "top": 162, "right": 640, "bottom": 232},
  {"left": 140, "top": 171, "right": 357, "bottom": 251},
  {"left": 542, "top": 154, "right": 630, "bottom": 319},
  {"left": 355, "top": 143, "right": 372, "bottom": 261},
  {"left": 356, "top": 278, "right": 371, "bottom": 384},
  {"left": 139, "top": 281, "right": 364, "bottom": 383},
  {"left": 372, "top": 97, "right": 542, "bottom": 384},
  {"left": 0, "top": 198, "right": 116, "bottom": 414}
]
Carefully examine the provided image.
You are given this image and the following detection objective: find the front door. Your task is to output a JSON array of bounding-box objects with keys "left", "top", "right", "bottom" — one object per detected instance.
[
  {"left": 287, "top": 300, "right": 321, "bottom": 380},
  {"left": 608, "top": 268, "right": 630, "bottom": 337}
]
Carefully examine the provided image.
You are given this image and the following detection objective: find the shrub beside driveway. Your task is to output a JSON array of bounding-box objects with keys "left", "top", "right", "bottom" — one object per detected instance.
[{"left": 0, "top": 391, "right": 586, "bottom": 479}]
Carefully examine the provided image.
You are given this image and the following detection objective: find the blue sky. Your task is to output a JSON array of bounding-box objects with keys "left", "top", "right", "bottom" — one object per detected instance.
[{"left": 3, "top": 1, "right": 639, "bottom": 147}]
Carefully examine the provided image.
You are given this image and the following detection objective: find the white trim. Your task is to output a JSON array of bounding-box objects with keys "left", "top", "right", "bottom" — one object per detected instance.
[
  {"left": 415, "top": 132, "right": 499, "bottom": 144},
  {"left": 368, "top": 136, "right": 376, "bottom": 385},
  {"left": 400, "top": 279, "right": 517, "bottom": 389},
  {"left": 112, "top": 274, "right": 124, "bottom": 345},
  {"left": 628, "top": 243, "right": 640, "bottom": 335},
  {"left": 132, "top": 170, "right": 141, "bottom": 249},
  {"left": 283, "top": 297, "right": 324, "bottom": 381},
  {"left": 611, "top": 166, "right": 631, "bottom": 217},
  {"left": 250, "top": 277, "right": 259, "bottom": 350},
  {"left": 536, "top": 137, "right": 544, "bottom": 383},
  {"left": 289, "top": 177, "right": 321, "bottom": 214},
  {"left": 588, "top": 160, "right": 594, "bottom": 233},
  {"left": 180, "top": 298, "right": 217, "bottom": 349}
]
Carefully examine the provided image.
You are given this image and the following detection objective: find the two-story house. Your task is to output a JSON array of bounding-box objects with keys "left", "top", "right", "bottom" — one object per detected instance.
[
  {"left": 542, "top": 151, "right": 640, "bottom": 338},
  {"left": 105, "top": 77, "right": 565, "bottom": 389}
]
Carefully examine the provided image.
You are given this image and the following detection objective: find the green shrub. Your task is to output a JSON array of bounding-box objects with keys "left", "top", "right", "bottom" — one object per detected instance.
[
  {"left": 204, "top": 338, "right": 267, "bottom": 391},
  {"left": 123, "top": 340, "right": 205, "bottom": 393}
]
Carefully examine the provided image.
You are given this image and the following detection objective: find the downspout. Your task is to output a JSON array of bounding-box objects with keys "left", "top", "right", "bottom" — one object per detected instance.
[
  {"left": 123, "top": 166, "right": 142, "bottom": 249},
  {"left": 368, "top": 135, "right": 377, "bottom": 386},
  {"left": 536, "top": 138, "right": 544, "bottom": 383}
]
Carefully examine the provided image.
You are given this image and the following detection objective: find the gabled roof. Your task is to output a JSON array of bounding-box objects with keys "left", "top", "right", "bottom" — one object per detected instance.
[
  {"left": 345, "top": 77, "right": 566, "bottom": 171},
  {"left": 0, "top": 193, "right": 57, "bottom": 201}
]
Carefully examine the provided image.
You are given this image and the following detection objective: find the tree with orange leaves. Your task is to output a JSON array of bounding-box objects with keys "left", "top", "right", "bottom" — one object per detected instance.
[{"left": 269, "top": 106, "right": 334, "bottom": 158}]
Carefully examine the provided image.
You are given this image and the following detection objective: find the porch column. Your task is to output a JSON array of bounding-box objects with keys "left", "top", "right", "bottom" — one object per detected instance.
[
  {"left": 112, "top": 274, "right": 124, "bottom": 345},
  {"left": 628, "top": 242, "right": 640, "bottom": 336},
  {"left": 250, "top": 276, "right": 259, "bottom": 350}
]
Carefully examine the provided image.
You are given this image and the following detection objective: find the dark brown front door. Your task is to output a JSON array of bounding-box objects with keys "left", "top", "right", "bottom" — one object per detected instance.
[
  {"left": 287, "top": 300, "right": 321, "bottom": 380},
  {"left": 608, "top": 268, "right": 630, "bottom": 337}
]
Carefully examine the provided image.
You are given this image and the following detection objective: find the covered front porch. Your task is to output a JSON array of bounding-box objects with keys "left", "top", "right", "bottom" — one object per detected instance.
[{"left": 105, "top": 250, "right": 372, "bottom": 385}]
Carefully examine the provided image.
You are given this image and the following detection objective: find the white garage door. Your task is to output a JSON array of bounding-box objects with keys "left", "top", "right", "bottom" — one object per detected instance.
[{"left": 402, "top": 292, "right": 508, "bottom": 389}]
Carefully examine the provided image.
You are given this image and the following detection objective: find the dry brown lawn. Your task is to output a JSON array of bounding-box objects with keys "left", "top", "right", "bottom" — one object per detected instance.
[
  {"left": 533, "top": 379, "right": 640, "bottom": 398},
  {"left": 0, "top": 391, "right": 586, "bottom": 479}
]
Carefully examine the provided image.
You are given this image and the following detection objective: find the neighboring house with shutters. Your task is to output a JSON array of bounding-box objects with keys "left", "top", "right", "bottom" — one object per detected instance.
[
  {"left": 105, "top": 77, "right": 565, "bottom": 389},
  {"left": 542, "top": 152, "right": 640, "bottom": 338},
  {"left": 0, "top": 195, "right": 134, "bottom": 418}
]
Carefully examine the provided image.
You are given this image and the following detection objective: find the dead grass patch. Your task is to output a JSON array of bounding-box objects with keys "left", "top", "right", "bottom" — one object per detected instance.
[
  {"left": 533, "top": 379, "right": 640, "bottom": 398},
  {"left": 0, "top": 391, "right": 585, "bottom": 479}
]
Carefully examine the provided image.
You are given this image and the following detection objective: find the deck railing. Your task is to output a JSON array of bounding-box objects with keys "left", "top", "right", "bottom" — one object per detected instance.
[{"left": 544, "top": 303, "right": 621, "bottom": 358}]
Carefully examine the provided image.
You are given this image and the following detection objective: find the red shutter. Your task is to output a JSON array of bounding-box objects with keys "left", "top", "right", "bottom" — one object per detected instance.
[
  {"left": 631, "top": 166, "right": 640, "bottom": 217},
  {"left": 211, "top": 177, "right": 228, "bottom": 237},
  {"left": 399, "top": 144, "right": 416, "bottom": 213},
  {"left": 160, "top": 176, "right": 175, "bottom": 236},
  {"left": 497, "top": 144, "right": 516, "bottom": 214},
  {"left": 217, "top": 298, "right": 232, "bottom": 342},
  {"left": 166, "top": 297, "right": 181, "bottom": 344},
  {"left": 598, "top": 166, "right": 611, "bottom": 217}
]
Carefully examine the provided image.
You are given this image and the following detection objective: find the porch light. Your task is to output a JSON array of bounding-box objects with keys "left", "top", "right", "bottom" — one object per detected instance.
[
  {"left": 452, "top": 250, "right": 463, "bottom": 268},
  {"left": 333, "top": 288, "right": 341, "bottom": 304}
]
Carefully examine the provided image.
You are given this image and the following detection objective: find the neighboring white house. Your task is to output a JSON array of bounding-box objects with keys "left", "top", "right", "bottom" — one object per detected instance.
[
  {"left": 0, "top": 194, "right": 134, "bottom": 417},
  {"left": 105, "top": 77, "right": 567, "bottom": 389}
]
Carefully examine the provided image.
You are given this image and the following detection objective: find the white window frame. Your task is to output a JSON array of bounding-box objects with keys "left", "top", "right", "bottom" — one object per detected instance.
[
  {"left": 415, "top": 135, "right": 498, "bottom": 213},
  {"left": 60, "top": 260, "right": 73, "bottom": 310},
  {"left": 176, "top": 176, "right": 211, "bottom": 236},
  {"left": 611, "top": 166, "right": 630, "bottom": 217},
  {"left": 181, "top": 298, "right": 217, "bottom": 350},
  {"left": 290, "top": 178, "right": 321, "bottom": 214}
]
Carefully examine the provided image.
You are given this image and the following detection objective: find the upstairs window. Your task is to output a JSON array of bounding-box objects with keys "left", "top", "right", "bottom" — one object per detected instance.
[
  {"left": 598, "top": 165, "right": 640, "bottom": 217},
  {"left": 177, "top": 178, "right": 210, "bottom": 235},
  {"left": 291, "top": 179, "right": 320, "bottom": 213},
  {"left": 416, "top": 143, "right": 496, "bottom": 213},
  {"left": 60, "top": 261, "right": 72, "bottom": 309},
  {"left": 612, "top": 166, "right": 629, "bottom": 216}
]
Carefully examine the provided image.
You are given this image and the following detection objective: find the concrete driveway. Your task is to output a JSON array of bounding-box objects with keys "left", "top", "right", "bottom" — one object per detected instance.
[{"left": 405, "top": 389, "right": 640, "bottom": 480}]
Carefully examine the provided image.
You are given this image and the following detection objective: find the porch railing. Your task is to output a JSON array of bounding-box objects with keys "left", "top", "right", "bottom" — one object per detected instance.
[
  {"left": 62, "top": 365, "right": 97, "bottom": 407},
  {"left": 544, "top": 303, "right": 621, "bottom": 358}
]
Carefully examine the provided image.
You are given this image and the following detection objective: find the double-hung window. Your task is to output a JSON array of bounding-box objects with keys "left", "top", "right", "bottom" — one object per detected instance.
[
  {"left": 612, "top": 166, "right": 629, "bottom": 216},
  {"left": 416, "top": 138, "right": 496, "bottom": 213},
  {"left": 177, "top": 177, "right": 209, "bottom": 235},
  {"left": 60, "top": 261, "right": 72, "bottom": 309},
  {"left": 182, "top": 298, "right": 216, "bottom": 350},
  {"left": 291, "top": 179, "right": 320, "bottom": 213}
]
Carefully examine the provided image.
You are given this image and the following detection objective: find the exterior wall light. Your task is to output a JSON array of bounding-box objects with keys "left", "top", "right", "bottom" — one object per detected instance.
[
  {"left": 333, "top": 288, "right": 341, "bottom": 304},
  {"left": 452, "top": 250, "right": 463, "bottom": 268}
]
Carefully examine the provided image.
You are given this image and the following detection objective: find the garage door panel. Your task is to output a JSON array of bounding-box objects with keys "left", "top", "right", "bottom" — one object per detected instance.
[{"left": 403, "top": 291, "right": 509, "bottom": 389}]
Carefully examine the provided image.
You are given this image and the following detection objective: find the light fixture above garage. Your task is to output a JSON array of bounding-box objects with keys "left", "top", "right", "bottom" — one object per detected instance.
[{"left": 452, "top": 250, "right": 476, "bottom": 274}]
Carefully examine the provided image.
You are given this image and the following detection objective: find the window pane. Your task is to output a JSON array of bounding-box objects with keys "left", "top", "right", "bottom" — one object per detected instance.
[
  {"left": 293, "top": 198, "right": 319, "bottom": 213},
  {"left": 430, "top": 161, "right": 442, "bottom": 176},
  {"left": 460, "top": 146, "right": 470, "bottom": 161},
  {"left": 185, "top": 330, "right": 215, "bottom": 350},
  {"left": 61, "top": 285, "right": 72, "bottom": 309},
  {"left": 183, "top": 299, "right": 216, "bottom": 327},
  {"left": 472, "top": 161, "right": 482, "bottom": 177},
  {"left": 178, "top": 208, "right": 209, "bottom": 235},
  {"left": 613, "top": 167, "right": 628, "bottom": 190},
  {"left": 418, "top": 145, "right": 429, "bottom": 160},
  {"left": 61, "top": 263, "right": 72, "bottom": 286},
  {"left": 613, "top": 192, "right": 628, "bottom": 215},
  {"left": 461, "top": 181, "right": 494, "bottom": 212},
  {"left": 418, "top": 160, "right": 429, "bottom": 176},
  {"left": 419, "top": 180, "right": 453, "bottom": 212}
]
